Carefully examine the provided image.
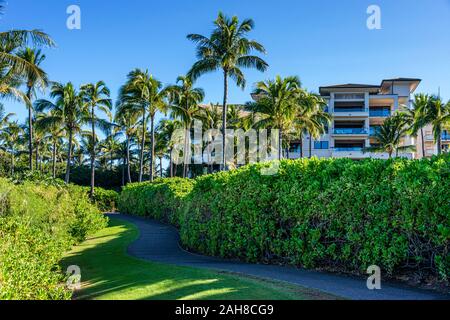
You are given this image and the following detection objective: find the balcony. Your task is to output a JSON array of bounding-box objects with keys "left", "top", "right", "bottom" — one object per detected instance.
[
  {"left": 332, "top": 107, "right": 369, "bottom": 117},
  {"left": 369, "top": 109, "right": 391, "bottom": 117},
  {"left": 333, "top": 128, "right": 368, "bottom": 136},
  {"left": 334, "top": 147, "right": 363, "bottom": 151}
]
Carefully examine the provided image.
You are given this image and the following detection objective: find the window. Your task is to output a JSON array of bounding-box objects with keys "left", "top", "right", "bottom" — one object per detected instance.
[
  {"left": 314, "top": 141, "right": 329, "bottom": 150},
  {"left": 289, "top": 143, "right": 301, "bottom": 153}
]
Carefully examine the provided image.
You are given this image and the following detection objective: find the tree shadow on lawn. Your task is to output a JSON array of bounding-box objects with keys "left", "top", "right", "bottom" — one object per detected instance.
[{"left": 61, "top": 218, "right": 319, "bottom": 300}]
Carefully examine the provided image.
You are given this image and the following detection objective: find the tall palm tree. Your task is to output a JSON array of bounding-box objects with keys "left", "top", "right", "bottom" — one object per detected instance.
[
  {"left": 165, "top": 75, "right": 204, "bottom": 177},
  {"left": 187, "top": 12, "right": 268, "bottom": 170},
  {"left": 34, "top": 82, "right": 86, "bottom": 183},
  {"left": 80, "top": 81, "right": 112, "bottom": 197},
  {"left": 197, "top": 103, "right": 223, "bottom": 172},
  {"left": 115, "top": 104, "right": 140, "bottom": 183},
  {"left": 118, "top": 69, "right": 167, "bottom": 182},
  {"left": 363, "top": 113, "right": 415, "bottom": 158},
  {"left": 408, "top": 94, "right": 430, "bottom": 158},
  {"left": 0, "top": 30, "right": 54, "bottom": 100},
  {"left": 35, "top": 110, "right": 65, "bottom": 178},
  {"left": 16, "top": 48, "right": 48, "bottom": 170},
  {"left": 156, "top": 119, "right": 182, "bottom": 177},
  {"left": 0, "top": 1, "right": 55, "bottom": 123},
  {"left": 423, "top": 96, "right": 450, "bottom": 155},
  {"left": 246, "top": 76, "right": 302, "bottom": 160}
]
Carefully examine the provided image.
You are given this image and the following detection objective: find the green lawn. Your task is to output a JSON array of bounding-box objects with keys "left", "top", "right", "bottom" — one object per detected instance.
[{"left": 61, "top": 217, "right": 338, "bottom": 300}]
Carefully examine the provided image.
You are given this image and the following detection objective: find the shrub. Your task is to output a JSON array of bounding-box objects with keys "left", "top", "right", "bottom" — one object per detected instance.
[
  {"left": 0, "top": 178, "right": 107, "bottom": 300},
  {"left": 119, "top": 155, "right": 450, "bottom": 283},
  {"left": 120, "top": 178, "right": 194, "bottom": 226}
]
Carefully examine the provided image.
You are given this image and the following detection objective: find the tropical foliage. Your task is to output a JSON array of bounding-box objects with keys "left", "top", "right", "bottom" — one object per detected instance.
[{"left": 119, "top": 155, "right": 450, "bottom": 284}]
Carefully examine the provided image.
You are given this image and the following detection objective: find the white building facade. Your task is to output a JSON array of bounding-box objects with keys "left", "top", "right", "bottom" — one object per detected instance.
[{"left": 288, "top": 78, "right": 424, "bottom": 160}]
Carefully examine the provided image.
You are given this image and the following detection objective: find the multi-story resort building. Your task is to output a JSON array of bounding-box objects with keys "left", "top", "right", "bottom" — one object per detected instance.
[{"left": 288, "top": 77, "right": 431, "bottom": 160}]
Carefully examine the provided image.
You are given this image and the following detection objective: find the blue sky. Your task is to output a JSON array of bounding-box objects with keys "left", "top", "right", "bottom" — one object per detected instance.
[{"left": 2, "top": 0, "right": 450, "bottom": 123}]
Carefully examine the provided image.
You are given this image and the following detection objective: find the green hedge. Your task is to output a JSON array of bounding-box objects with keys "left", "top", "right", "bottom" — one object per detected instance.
[
  {"left": 0, "top": 179, "right": 108, "bottom": 300},
  {"left": 118, "top": 156, "right": 450, "bottom": 282}
]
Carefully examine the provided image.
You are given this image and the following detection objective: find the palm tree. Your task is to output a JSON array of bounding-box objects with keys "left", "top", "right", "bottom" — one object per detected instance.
[
  {"left": 165, "top": 75, "right": 204, "bottom": 177},
  {"left": 299, "top": 93, "right": 331, "bottom": 158},
  {"left": 423, "top": 96, "right": 450, "bottom": 155},
  {"left": 363, "top": 113, "right": 415, "bottom": 158},
  {"left": 0, "top": 121, "right": 22, "bottom": 175},
  {"left": 118, "top": 69, "right": 167, "bottom": 182},
  {"left": 187, "top": 12, "right": 268, "bottom": 170},
  {"left": 0, "top": 102, "right": 14, "bottom": 126},
  {"left": 80, "top": 81, "right": 112, "bottom": 197},
  {"left": 34, "top": 82, "right": 86, "bottom": 183},
  {"left": 16, "top": 48, "right": 48, "bottom": 170},
  {"left": 156, "top": 119, "right": 182, "bottom": 177},
  {"left": 115, "top": 105, "right": 140, "bottom": 183},
  {"left": 35, "top": 110, "right": 65, "bottom": 178},
  {"left": 0, "top": 1, "right": 55, "bottom": 129},
  {"left": 246, "top": 76, "right": 302, "bottom": 160},
  {"left": 408, "top": 94, "right": 430, "bottom": 158},
  {"left": 0, "top": 30, "right": 54, "bottom": 100}
]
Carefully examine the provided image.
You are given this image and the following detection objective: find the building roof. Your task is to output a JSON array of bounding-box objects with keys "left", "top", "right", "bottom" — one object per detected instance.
[
  {"left": 319, "top": 84, "right": 380, "bottom": 95},
  {"left": 380, "top": 78, "right": 421, "bottom": 94},
  {"left": 319, "top": 78, "right": 422, "bottom": 96}
]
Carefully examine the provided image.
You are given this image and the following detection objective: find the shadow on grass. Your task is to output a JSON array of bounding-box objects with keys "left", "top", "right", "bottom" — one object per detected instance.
[{"left": 61, "top": 218, "right": 316, "bottom": 300}]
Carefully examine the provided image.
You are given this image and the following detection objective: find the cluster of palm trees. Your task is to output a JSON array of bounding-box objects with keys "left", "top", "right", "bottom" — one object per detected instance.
[{"left": 1, "top": 7, "right": 449, "bottom": 197}]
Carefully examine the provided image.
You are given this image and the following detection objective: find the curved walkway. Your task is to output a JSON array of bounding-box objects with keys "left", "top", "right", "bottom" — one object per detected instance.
[{"left": 109, "top": 214, "right": 449, "bottom": 300}]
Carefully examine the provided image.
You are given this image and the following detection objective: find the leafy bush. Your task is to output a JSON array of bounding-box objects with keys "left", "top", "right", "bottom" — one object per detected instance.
[
  {"left": 91, "top": 188, "right": 119, "bottom": 212},
  {"left": 0, "top": 178, "right": 107, "bottom": 300},
  {"left": 120, "top": 178, "right": 194, "bottom": 226},
  {"left": 119, "top": 155, "right": 450, "bottom": 283}
]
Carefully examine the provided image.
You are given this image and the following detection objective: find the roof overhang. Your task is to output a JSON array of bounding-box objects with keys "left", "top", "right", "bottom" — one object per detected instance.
[{"left": 380, "top": 78, "right": 421, "bottom": 94}]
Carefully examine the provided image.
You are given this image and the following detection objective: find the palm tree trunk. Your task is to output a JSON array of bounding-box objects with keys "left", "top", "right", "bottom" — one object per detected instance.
[
  {"left": 150, "top": 114, "right": 155, "bottom": 182},
  {"left": 65, "top": 128, "right": 73, "bottom": 184},
  {"left": 52, "top": 140, "right": 57, "bottom": 178},
  {"left": 221, "top": 69, "right": 228, "bottom": 171},
  {"left": 420, "top": 128, "right": 425, "bottom": 158},
  {"left": 35, "top": 142, "right": 39, "bottom": 170},
  {"left": 139, "top": 109, "right": 146, "bottom": 182},
  {"left": 126, "top": 135, "right": 131, "bottom": 183},
  {"left": 309, "top": 135, "right": 312, "bottom": 158},
  {"left": 183, "top": 126, "right": 190, "bottom": 178},
  {"left": 169, "top": 150, "right": 173, "bottom": 178},
  {"left": 122, "top": 156, "right": 125, "bottom": 186},
  {"left": 437, "top": 132, "right": 442, "bottom": 155},
  {"left": 299, "top": 134, "right": 303, "bottom": 158},
  {"left": 10, "top": 149, "right": 14, "bottom": 175},
  {"left": 278, "top": 128, "right": 282, "bottom": 160},
  {"left": 26, "top": 87, "right": 33, "bottom": 171},
  {"left": 159, "top": 157, "right": 163, "bottom": 178},
  {"left": 90, "top": 106, "right": 96, "bottom": 198}
]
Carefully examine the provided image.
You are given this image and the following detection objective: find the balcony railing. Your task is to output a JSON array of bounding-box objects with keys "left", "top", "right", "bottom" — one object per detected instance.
[
  {"left": 333, "top": 128, "right": 368, "bottom": 135},
  {"left": 334, "top": 147, "right": 363, "bottom": 151},
  {"left": 334, "top": 108, "right": 367, "bottom": 113},
  {"left": 370, "top": 109, "right": 391, "bottom": 117}
]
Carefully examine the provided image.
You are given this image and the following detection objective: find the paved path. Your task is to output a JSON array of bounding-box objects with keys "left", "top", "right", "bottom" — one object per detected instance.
[{"left": 109, "top": 214, "right": 449, "bottom": 300}]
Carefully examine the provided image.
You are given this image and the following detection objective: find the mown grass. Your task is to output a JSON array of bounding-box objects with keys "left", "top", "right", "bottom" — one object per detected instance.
[{"left": 62, "top": 217, "right": 338, "bottom": 300}]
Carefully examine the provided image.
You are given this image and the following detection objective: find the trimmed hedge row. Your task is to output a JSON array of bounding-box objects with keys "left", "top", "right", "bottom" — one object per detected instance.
[
  {"left": 119, "top": 156, "right": 450, "bottom": 282},
  {"left": 0, "top": 179, "right": 108, "bottom": 300}
]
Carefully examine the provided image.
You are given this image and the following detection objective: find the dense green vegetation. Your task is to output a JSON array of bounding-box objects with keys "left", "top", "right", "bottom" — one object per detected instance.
[
  {"left": 119, "top": 155, "right": 450, "bottom": 284},
  {"left": 62, "top": 217, "right": 336, "bottom": 300},
  {"left": 0, "top": 178, "right": 107, "bottom": 299}
]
